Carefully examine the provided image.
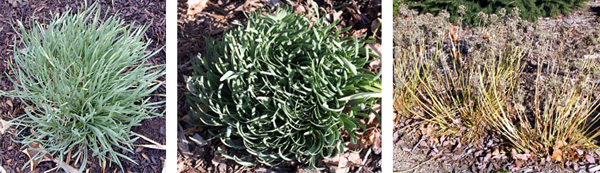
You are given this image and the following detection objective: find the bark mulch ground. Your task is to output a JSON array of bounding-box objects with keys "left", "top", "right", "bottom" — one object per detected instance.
[
  {"left": 177, "top": 0, "right": 381, "bottom": 172},
  {"left": 0, "top": 0, "right": 165, "bottom": 172}
]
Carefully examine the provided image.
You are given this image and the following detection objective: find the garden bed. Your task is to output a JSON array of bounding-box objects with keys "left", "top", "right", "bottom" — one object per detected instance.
[
  {"left": 393, "top": 0, "right": 600, "bottom": 172},
  {"left": 177, "top": 0, "right": 381, "bottom": 172},
  {"left": 0, "top": 0, "right": 165, "bottom": 172}
]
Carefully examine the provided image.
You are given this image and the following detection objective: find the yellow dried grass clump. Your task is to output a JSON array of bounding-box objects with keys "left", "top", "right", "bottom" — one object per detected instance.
[{"left": 394, "top": 3, "right": 600, "bottom": 162}]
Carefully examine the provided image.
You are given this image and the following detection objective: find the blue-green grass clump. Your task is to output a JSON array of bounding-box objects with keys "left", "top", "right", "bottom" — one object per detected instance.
[{"left": 3, "top": 4, "right": 164, "bottom": 172}]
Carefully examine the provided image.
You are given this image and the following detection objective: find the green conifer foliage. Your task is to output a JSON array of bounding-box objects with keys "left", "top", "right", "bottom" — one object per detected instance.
[{"left": 405, "top": 0, "right": 590, "bottom": 24}]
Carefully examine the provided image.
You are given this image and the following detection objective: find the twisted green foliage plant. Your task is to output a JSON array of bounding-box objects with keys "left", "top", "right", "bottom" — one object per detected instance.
[
  {"left": 187, "top": 8, "right": 381, "bottom": 168},
  {"left": 406, "top": 0, "right": 590, "bottom": 24},
  {"left": 3, "top": 4, "right": 164, "bottom": 171}
]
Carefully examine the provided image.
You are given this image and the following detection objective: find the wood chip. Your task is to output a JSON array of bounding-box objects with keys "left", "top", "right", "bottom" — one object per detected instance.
[
  {"left": 136, "top": 146, "right": 145, "bottom": 153},
  {"left": 590, "top": 165, "right": 600, "bottom": 172},
  {"left": 142, "top": 153, "right": 150, "bottom": 162},
  {"left": 587, "top": 154, "right": 596, "bottom": 164},
  {"left": 7, "top": 0, "right": 18, "bottom": 7},
  {"left": 483, "top": 153, "right": 491, "bottom": 162}
]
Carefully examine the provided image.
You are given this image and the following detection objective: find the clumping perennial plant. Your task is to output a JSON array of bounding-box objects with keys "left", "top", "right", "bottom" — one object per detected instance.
[
  {"left": 395, "top": 3, "right": 600, "bottom": 162},
  {"left": 479, "top": 56, "right": 600, "bottom": 160},
  {"left": 187, "top": 8, "right": 381, "bottom": 168},
  {"left": 3, "top": 4, "right": 164, "bottom": 171}
]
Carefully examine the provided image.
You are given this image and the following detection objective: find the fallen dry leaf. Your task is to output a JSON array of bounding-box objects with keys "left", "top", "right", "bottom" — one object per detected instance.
[
  {"left": 450, "top": 26, "right": 458, "bottom": 43},
  {"left": 366, "top": 43, "right": 382, "bottom": 58},
  {"left": 365, "top": 130, "right": 377, "bottom": 146},
  {"left": 22, "top": 142, "right": 53, "bottom": 172},
  {"left": 371, "top": 18, "right": 381, "bottom": 33},
  {"left": 327, "top": 10, "right": 343, "bottom": 23},
  {"left": 419, "top": 124, "right": 434, "bottom": 137},
  {"left": 373, "top": 130, "right": 381, "bottom": 153},
  {"left": 211, "top": 150, "right": 223, "bottom": 166},
  {"left": 484, "top": 32, "right": 490, "bottom": 41},
  {"left": 335, "top": 167, "right": 349, "bottom": 173},
  {"left": 555, "top": 140, "right": 567, "bottom": 149},
  {"left": 514, "top": 159, "right": 523, "bottom": 168},
  {"left": 515, "top": 153, "right": 530, "bottom": 161},
  {"left": 22, "top": 142, "right": 79, "bottom": 172},
  {"left": 0, "top": 119, "right": 11, "bottom": 134},
  {"left": 493, "top": 148, "right": 501, "bottom": 156},
  {"left": 322, "top": 154, "right": 340, "bottom": 165},
  {"left": 187, "top": 0, "right": 209, "bottom": 16},
  {"left": 352, "top": 28, "right": 369, "bottom": 37},
  {"left": 295, "top": 4, "right": 306, "bottom": 14},
  {"left": 367, "top": 104, "right": 381, "bottom": 126},
  {"left": 54, "top": 159, "right": 78, "bottom": 173},
  {"left": 338, "top": 154, "right": 348, "bottom": 168},
  {"left": 552, "top": 149, "right": 563, "bottom": 162},
  {"left": 347, "top": 152, "right": 362, "bottom": 166}
]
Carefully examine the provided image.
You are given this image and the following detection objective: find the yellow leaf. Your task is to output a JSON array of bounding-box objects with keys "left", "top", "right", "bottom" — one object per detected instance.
[{"left": 552, "top": 149, "right": 563, "bottom": 162}]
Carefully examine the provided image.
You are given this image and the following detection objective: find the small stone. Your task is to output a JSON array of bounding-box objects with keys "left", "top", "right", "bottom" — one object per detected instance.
[
  {"left": 587, "top": 155, "right": 596, "bottom": 164},
  {"left": 589, "top": 165, "right": 600, "bottom": 172}
]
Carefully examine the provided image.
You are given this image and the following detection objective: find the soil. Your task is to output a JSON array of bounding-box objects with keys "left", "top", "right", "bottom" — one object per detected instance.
[
  {"left": 393, "top": 1, "right": 600, "bottom": 172},
  {"left": 177, "top": 0, "right": 381, "bottom": 172},
  {"left": 0, "top": 0, "right": 165, "bottom": 172}
]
